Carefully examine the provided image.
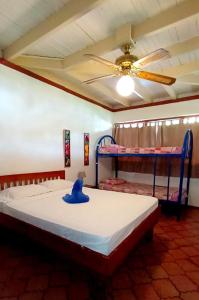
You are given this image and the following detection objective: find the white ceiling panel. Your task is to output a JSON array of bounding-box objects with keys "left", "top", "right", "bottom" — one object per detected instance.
[
  {"left": 0, "top": 0, "right": 69, "bottom": 49},
  {"left": 173, "top": 81, "right": 199, "bottom": 95},
  {"left": 25, "top": 22, "right": 94, "bottom": 57},
  {"left": 175, "top": 15, "right": 199, "bottom": 41}
]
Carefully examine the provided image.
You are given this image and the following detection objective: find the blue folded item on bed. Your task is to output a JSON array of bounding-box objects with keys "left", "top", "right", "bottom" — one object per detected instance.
[{"left": 63, "top": 178, "right": 89, "bottom": 204}]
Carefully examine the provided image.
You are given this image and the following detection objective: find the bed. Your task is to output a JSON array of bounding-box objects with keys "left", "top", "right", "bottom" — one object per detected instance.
[
  {"left": 96, "top": 129, "right": 193, "bottom": 219},
  {"left": 99, "top": 180, "right": 187, "bottom": 204},
  {"left": 0, "top": 170, "right": 159, "bottom": 277}
]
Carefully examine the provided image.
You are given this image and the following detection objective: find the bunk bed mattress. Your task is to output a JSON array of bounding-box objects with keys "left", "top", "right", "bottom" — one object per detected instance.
[
  {"left": 99, "top": 145, "right": 182, "bottom": 154},
  {"left": 99, "top": 181, "right": 187, "bottom": 203},
  {"left": 0, "top": 187, "right": 158, "bottom": 255}
]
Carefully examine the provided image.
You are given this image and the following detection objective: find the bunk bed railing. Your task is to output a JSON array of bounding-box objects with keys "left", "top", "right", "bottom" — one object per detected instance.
[
  {"left": 186, "top": 130, "right": 193, "bottom": 197},
  {"left": 96, "top": 135, "right": 116, "bottom": 148},
  {"left": 96, "top": 135, "right": 116, "bottom": 188}
]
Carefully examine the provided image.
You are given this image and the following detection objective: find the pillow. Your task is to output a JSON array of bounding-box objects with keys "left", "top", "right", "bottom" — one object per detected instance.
[
  {"left": 40, "top": 179, "right": 73, "bottom": 191},
  {"left": 0, "top": 184, "right": 51, "bottom": 202}
]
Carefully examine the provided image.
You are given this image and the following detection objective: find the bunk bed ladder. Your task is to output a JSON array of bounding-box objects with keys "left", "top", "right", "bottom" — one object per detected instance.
[
  {"left": 166, "top": 159, "right": 171, "bottom": 201},
  {"left": 177, "top": 157, "right": 185, "bottom": 220},
  {"left": 186, "top": 130, "right": 193, "bottom": 205},
  {"left": 152, "top": 157, "right": 157, "bottom": 197},
  {"left": 115, "top": 157, "right": 118, "bottom": 178},
  {"left": 96, "top": 150, "right": 99, "bottom": 188}
]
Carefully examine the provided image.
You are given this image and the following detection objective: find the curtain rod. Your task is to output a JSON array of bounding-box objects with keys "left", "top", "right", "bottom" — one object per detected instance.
[{"left": 114, "top": 114, "right": 199, "bottom": 125}]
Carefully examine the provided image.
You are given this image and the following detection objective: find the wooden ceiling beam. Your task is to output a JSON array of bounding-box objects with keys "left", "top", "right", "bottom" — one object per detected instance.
[
  {"left": 166, "top": 36, "right": 199, "bottom": 57},
  {"left": 159, "top": 61, "right": 199, "bottom": 78},
  {"left": 133, "top": 0, "right": 199, "bottom": 39},
  {"left": 162, "top": 85, "right": 176, "bottom": 99},
  {"left": 3, "top": 0, "right": 105, "bottom": 60},
  {"left": 133, "top": 80, "right": 152, "bottom": 102},
  {"left": 12, "top": 55, "right": 64, "bottom": 70},
  {"left": 178, "top": 74, "right": 199, "bottom": 86}
]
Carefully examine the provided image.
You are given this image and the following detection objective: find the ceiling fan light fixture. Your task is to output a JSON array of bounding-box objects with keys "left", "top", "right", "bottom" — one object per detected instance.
[{"left": 116, "top": 75, "right": 134, "bottom": 97}]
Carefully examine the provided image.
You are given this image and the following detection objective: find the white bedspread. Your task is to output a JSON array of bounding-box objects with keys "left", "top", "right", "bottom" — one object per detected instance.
[{"left": 0, "top": 188, "right": 158, "bottom": 255}]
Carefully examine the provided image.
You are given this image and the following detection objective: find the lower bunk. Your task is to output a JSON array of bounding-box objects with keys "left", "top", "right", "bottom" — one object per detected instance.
[{"left": 99, "top": 178, "right": 188, "bottom": 206}]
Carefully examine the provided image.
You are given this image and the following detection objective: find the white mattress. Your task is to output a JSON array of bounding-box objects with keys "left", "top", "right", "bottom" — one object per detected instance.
[{"left": 0, "top": 188, "right": 158, "bottom": 255}]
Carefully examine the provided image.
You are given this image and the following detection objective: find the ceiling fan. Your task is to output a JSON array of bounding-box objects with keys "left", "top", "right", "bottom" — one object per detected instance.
[{"left": 82, "top": 43, "right": 176, "bottom": 96}]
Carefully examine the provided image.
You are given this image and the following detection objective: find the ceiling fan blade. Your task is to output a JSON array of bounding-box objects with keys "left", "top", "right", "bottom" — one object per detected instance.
[
  {"left": 133, "top": 49, "right": 170, "bottom": 68},
  {"left": 82, "top": 74, "right": 117, "bottom": 84},
  {"left": 136, "top": 70, "right": 176, "bottom": 85},
  {"left": 84, "top": 54, "right": 118, "bottom": 69}
]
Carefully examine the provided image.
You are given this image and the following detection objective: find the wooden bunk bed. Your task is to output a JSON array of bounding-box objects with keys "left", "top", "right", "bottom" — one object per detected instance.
[
  {"left": 96, "top": 129, "right": 193, "bottom": 219},
  {"left": 0, "top": 170, "right": 159, "bottom": 278}
]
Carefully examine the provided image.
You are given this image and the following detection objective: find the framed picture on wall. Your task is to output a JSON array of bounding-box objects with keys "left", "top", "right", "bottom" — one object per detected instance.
[
  {"left": 64, "top": 130, "right": 71, "bottom": 167},
  {"left": 84, "top": 133, "right": 89, "bottom": 166}
]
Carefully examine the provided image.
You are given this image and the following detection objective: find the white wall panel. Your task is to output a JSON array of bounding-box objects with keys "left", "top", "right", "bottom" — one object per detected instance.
[{"left": 0, "top": 64, "right": 113, "bottom": 185}]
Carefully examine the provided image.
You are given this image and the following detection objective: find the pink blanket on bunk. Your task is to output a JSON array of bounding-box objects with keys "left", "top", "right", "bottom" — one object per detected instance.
[
  {"left": 99, "top": 145, "right": 182, "bottom": 154},
  {"left": 99, "top": 179, "right": 187, "bottom": 203}
]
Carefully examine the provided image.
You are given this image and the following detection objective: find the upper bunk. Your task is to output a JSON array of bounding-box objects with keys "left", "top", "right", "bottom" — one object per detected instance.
[{"left": 96, "top": 129, "right": 193, "bottom": 160}]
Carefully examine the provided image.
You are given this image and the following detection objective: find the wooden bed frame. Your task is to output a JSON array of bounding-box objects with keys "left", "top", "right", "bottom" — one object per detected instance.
[{"left": 0, "top": 170, "right": 159, "bottom": 277}]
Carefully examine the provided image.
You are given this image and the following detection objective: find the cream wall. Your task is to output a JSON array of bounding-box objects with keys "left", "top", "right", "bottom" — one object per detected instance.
[
  {"left": 0, "top": 64, "right": 113, "bottom": 185},
  {"left": 113, "top": 100, "right": 199, "bottom": 207}
]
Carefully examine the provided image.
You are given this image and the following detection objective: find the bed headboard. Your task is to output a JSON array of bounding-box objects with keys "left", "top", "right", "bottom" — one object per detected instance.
[{"left": 0, "top": 170, "right": 65, "bottom": 190}]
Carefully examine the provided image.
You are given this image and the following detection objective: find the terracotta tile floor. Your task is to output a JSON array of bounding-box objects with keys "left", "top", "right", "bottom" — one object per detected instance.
[{"left": 0, "top": 207, "right": 199, "bottom": 300}]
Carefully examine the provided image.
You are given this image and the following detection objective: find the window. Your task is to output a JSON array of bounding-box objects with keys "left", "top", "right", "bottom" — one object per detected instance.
[{"left": 115, "top": 115, "right": 199, "bottom": 129}]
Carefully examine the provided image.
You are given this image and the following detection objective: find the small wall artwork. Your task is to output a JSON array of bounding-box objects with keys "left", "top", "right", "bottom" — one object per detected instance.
[
  {"left": 64, "top": 130, "right": 70, "bottom": 167},
  {"left": 84, "top": 133, "right": 89, "bottom": 166}
]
